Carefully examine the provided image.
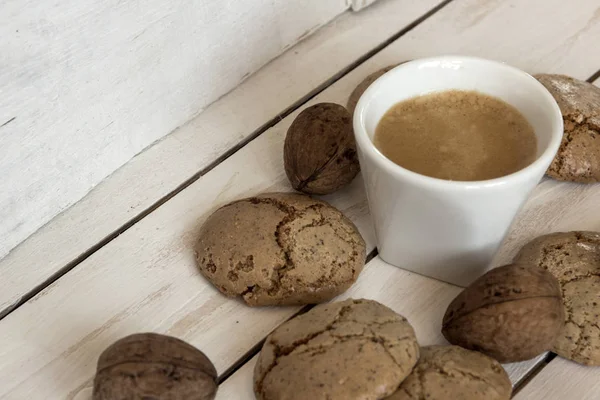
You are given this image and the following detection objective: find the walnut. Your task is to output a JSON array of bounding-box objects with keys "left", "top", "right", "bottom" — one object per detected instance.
[
  {"left": 442, "top": 264, "right": 564, "bottom": 363},
  {"left": 93, "top": 333, "right": 217, "bottom": 400},
  {"left": 284, "top": 103, "right": 359, "bottom": 194}
]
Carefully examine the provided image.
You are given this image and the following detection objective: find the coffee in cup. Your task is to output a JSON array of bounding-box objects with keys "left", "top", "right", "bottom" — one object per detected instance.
[{"left": 373, "top": 90, "right": 537, "bottom": 181}]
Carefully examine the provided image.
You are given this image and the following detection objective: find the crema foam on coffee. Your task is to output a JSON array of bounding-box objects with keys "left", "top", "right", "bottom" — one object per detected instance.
[{"left": 374, "top": 90, "right": 537, "bottom": 181}]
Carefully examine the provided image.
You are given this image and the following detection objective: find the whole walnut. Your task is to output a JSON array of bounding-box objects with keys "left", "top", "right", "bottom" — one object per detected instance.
[
  {"left": 442, "top": 264, "right": 564, "bottom": 363},
  {"left": 284, "top": 103, "right": 360, "bottom": 194},
  {"left": 93, "top": 333, "right": 218, "bottom": 400}
]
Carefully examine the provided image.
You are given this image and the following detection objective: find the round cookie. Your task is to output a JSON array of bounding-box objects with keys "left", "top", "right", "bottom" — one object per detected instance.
[
  {"left": 195, "top": 193, "right": 366, "bottom": 306},
  {"left": 385, "top": 345, "right": 511, "bottom": 400},
  {"left": 254, "top": 299, "right": 420, "bottom": 400},
  {"left": 347, "top": 63, "right": 403, "bottom": 116},
  {"left": 514, "top": 231, "right": 600, "bottom": 365},
  {"left": 535, "top": 74, "right": 600, "bottom": 183}
]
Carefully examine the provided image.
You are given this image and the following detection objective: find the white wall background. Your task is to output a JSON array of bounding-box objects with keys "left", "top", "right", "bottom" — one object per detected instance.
[{"left": 0, "top": 0, "right": 351, "bottom": 259}]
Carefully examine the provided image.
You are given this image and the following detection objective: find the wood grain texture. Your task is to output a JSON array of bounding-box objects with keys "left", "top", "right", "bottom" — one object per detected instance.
[
  {"left": 513, "top": 357, "right": 600, "bottom": 400},
  {"left": 215, "top": 257, "right": 547, "bottom": 399},
  {"left": 1, "top": 0, "right": 600, "bottom": 398},
  {"left": 0, "top": 0, "right": 348, "bottom": 260},
  {"left": 0, "top": 0, "right": 444, "bottom": 316},
  {"left": 350, "top": 0, "right": 381, "bottom": 11}
]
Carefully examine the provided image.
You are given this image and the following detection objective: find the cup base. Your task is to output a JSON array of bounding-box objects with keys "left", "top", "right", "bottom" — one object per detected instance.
[{"left": 378, "top": 246, "right": 498, "bottom": 288}]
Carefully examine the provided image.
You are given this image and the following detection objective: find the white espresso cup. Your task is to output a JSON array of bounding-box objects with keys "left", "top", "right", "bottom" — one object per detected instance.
[{"left": 353, "top": 56, "right": 563, "bottom": 287}]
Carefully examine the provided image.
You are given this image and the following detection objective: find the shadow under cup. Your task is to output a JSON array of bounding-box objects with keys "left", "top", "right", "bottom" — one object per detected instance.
[{"left": 353, "top": 56, "right": 563, "bottom": 287}]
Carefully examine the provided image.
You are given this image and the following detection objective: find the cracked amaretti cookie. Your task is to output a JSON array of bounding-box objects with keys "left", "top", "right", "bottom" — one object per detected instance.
[
  {"left": 195, "top": 193, "right": 366, "bottom": 306},
  {"left": 254, "top": 299, "right": 420, "bottom": 400},
  {"left": 385, "top": 345, "right": 511, "bottom": 400},
  {"left": 514, "top": 231, "right": 600, "bottom": 366},
  {"left": 535, "top": 74, "right": 600, "bottom": 183}
]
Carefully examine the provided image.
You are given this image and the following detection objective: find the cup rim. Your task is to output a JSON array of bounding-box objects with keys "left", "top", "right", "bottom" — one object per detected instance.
[{"left": 353, "top": 55, "right": 564, "bottom": 189}]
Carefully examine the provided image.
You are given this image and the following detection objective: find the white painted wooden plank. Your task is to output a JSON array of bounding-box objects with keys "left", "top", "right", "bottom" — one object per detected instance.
[
  {"left": 0, "top": 0, "right": 445, "bottom": 316},
  {"left": 218, "top": 358, "right": 256, "bottom": 400},
  {"left": 216, "top": 257, "right": 547, "bottom": 399},
  {"left": 0, "top": 0, "right": 349, "bottom": 260},
  {"left": 350, "top": 0, "right": 381, "bottom": 12},
  {"left": 513, "top": 357, "right": 600, "bottom": 400},
  {"left": 1, "top": 0, "right": 600, "bottom": 398}
]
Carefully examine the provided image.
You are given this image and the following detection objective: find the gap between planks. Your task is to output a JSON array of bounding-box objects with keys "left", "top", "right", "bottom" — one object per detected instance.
[
  {"left": 511, "top": 353, "right": 557, "bottom": 397},
  {"left": 0, "top": 0, "right": 455, "bottom": 321},
  {"left": 587, "top": 66, "right": 600, "bottom": 83},
  {"left": 217, "top": 248, "right": 379, "bottom": 384}
]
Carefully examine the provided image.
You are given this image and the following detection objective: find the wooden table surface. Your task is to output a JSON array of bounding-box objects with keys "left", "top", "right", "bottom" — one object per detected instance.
[{"left": 1, "top": 0, "right": 600, "bottom": 398}]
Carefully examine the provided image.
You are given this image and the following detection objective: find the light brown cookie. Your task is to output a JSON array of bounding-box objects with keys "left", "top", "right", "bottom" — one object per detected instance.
[
  {"left": 385, "top": 345, "right": 511, "bottom": 400},
  {"left": 254, "top": 299, "right": 420, "bottom": 400},
  {"left": 535, "top": 74, "right": 600, "bottom": 183},
  {"left": 195, "top": 193, "right": 366, "bottom": 306},
  {"left": 514, "top": 231, "right": 600, "bottom": 365},
  {"left": 347, "top": 63, "right": 404, "bottom": 116}
]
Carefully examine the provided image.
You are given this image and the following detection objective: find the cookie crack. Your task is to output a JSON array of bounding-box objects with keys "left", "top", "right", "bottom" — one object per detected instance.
[
  {"left": 359, "top": 318, "right": 404, "bottom": 327},
  {"left": 240, "top": 199, "right": 327, "bottom": 302},
  {"left": 536, "top": 241, "right": 600, "bottom": 285},
  {"left": 268, "top": 204, "right": 327, "bottom": 296},
  {"left": 536, "top": 240, "right": 600, "bottom": 362},
  {"left": 553, "top": 115, "right": 600, "bottom": 178},
  {"left": 282, "top": 320, "right": 413, "bottom": 375},
  {"left": 396, "top": 386, "right": 416, "bottom": 399},
  {"left": 553, "top": 285, "right": 598, "bottom": 365},
  {"left": 421, "top": 360, "right": 506, "bottom": 399},
  {"left": 256, "top": 302, "right": 357, "bottom": 395},
  {"left": 575, "top": 115, "right": 600, "bottom": 134},
  {"left": 256, "top": 302, "right": 415, "bottom": 399},
  {"left": 559, "top": 301, "right": 586, "bottom": 359},
  {"left": 267, "top": 203, "right": 362, "bottom": 299},
  {"left": 288, "top": 333, "right": 367, "bottom": 357},
  {"left": 258, "top": 319, "right": 412, "bottom": 398},
  {"left": 241, "top": 285, "right": 257, "bottom": 297},
  {"left": 414, "top": 365, "right": 428, "bottom": 400},
  {"left": 247, "top": 196, "right": 298, "bottom": 215},
  {"left": 295, "top": 208, "right": 364, "bottom": 283},
  {"left": 293, "top": 206, "right": 329, "bottom": 235},
  {"left": 553, "top": 117, "right": 573, "bottom": 174},
  {"left": 560, "top": 271, "right": 600, "bottom": 285},
  {"left": 573, "top": 231, "right": 600, "bottom": 246},
  {"left": 217, "top": 196, "right": 363, "bottom": 306},
  {"left": 368, "top": 331, "right": 414, "bottom": 372},
  {"left": 329, "top": 219, "right": 363, "bottom": 250}
]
